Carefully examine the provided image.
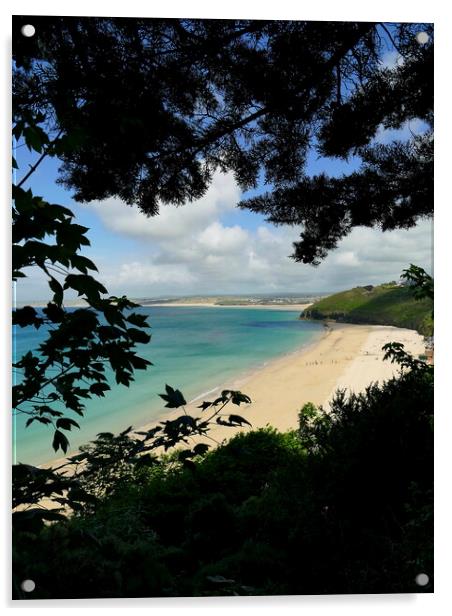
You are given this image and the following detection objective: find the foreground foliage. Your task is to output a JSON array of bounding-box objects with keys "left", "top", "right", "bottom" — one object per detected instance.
[
  {"left": 13, "top": 358, "right": 433, "bottom": 598},
  {"left": 12, "top": 386, "right": 251, "bottom": 532},
  {"left": 12, "top": 116, "right": 153, "bottom": 455}
]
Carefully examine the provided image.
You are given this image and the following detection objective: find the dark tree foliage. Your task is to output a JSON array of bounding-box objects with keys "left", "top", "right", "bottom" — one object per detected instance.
[
  {"left": 402, "top": 263, "right": 434, "bottom": 302},
  {"left": 13, "top": 17, "right": 433, "bottom": 263},
  {"left": 12, "top": 117, "right": 152, "bottom": 455},
  {"left": 13, "top": 359, "right": 433, "bottom": 598},
  {"left": 12, "top": 385, "right": 251, "bottom": 534},
  {"left": 62, "top": 387, "right": 251, "bottom": 502}
]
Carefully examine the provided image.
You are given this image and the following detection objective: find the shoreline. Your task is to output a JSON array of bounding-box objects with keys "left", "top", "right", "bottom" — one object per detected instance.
[
  {"left": 140, "top": 302, "right": 312, "bottom": 311},
  {"left": 19, "top": 301, "right": 313, "bottom": 312},
  {"left": 135, "top": 323, "right": 425, "bottom": 446},
  {"left": 141, "top": 324, "right": 327, "bottom": 430},
  {"left": 40, "top": 322, "right": 325, "bottom": 470},
  {"left": 41, "top": 322, "right": 425, "bottom": 470}
]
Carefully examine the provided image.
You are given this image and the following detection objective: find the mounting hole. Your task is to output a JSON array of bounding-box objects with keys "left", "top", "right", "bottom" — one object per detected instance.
[
  {"left": 20, "top": 579, "right": 36, "bottom": 593},
  {"left": 416, "top": 32, "right": 429, "bottom": 45},
  {"left": 415, "top": 572, "right": 429, "bottom": 587},
  {"left": 21, "top": 24, "right": 35, "bottom": 38}
]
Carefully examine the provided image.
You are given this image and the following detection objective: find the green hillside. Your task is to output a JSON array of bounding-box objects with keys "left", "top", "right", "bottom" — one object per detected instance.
[{"left": 303, "top": 283, "right": 433, "bottom": 336}]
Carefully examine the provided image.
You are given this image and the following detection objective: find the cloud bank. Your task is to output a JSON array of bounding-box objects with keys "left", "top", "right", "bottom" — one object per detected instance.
[{"left": 87, "top": 172, "right": 432, "bottom": 297}]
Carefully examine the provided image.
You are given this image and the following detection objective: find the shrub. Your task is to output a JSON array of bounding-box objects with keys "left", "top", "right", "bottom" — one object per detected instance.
[{"left": 13, "top": 364, "right": 433, "bottom": 596}]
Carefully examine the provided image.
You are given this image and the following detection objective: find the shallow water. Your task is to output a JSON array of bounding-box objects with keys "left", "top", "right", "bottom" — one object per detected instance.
[{"left": 13, "top": 306, "right": 323, "bottom": 464}]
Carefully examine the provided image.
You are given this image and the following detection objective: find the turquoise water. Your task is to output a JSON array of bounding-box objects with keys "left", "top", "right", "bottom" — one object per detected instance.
[{"left": 13, "top": 307, "right": 323, "bottom": 465}]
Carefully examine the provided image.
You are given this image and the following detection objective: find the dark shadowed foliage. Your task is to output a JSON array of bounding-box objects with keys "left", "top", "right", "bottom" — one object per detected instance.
[
  {"left": 13, "top": 17, "right": 433, "bottom": 263},
  {"left": 13, "top": 354, "right": 433, "bottom": 597}
]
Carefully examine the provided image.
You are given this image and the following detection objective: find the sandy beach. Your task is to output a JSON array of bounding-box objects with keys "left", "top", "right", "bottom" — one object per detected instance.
[
  {"left": 136, "top": 322, "right": 426, "bottom": 445},
  {"left": 42, "top": 321, "right": 426, "bottom": 471}
]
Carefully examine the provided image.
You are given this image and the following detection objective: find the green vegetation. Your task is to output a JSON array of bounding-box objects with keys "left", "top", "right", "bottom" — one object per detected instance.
[
  {"left": 13, "top": 352, "right": 433, "bottom": 597},
  {"left": 141, "top": 294, "right": 323, "bottom": 307},
  {"left": 304, "top": 282, "right": 433, "bottom": 335}
]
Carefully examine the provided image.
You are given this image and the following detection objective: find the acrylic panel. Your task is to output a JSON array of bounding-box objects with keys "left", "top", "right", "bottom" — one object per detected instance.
[{"left": 12, "top": 15, "right": 433, "bottom": 599}]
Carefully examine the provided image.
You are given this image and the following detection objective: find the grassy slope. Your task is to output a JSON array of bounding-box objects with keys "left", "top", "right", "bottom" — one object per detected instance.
[{"left": 304, "top": 284, "right": 433, "bottom": 335}]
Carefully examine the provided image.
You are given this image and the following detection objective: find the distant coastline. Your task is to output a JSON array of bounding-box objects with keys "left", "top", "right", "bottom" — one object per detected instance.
[
  {"left": 16, "top": 293, "right": 327, "bottom": 310},
  {"left": 143, "top": 301, "right": 313, "bottom": 311}
]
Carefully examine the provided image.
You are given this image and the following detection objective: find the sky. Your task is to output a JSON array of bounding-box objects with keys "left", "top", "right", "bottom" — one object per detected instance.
[{"left": 13, "top": 51, "right": 433, "bottom": 303}]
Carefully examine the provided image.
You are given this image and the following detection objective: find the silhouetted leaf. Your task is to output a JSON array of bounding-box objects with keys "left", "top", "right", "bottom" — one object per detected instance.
[
  {"left": 56, "top": 418, "right": 80, "bottom": 431},
  {"left": 43, "top": 302, "right": 65, "bottom": 322},
  {"left": 26, "top": 416, "right": 52, "bottom": 427},
  {"left": 126, "top": 312, "right": 149, "bottom": 327},
  {"left": 96, "top": 432, "right": 114, "bottom": 439},
  {"left": 228, "top": 414, "right": 252, "bottom": 426},
  {"left": 12, "top": 306, "right": 43, "bottom": 328},
  {"left": 63, "top": 274, "right": 107, "bottom": 298},
  {"left": 193, "top": 443, "right": 209, "bottom": 456},
  {"left": 198, "top": 401, "right": 212, "bottom": 410},
  {"left": 49, "top": 277, "right": 63, "bottom": 305},
  {"left": 52, "top": 429, "right": 69, "bottom": 454},
  {"left": 126, "top": 327, "right": 151, "bottom": 344},
  {"left": 70, "top": 254, "right": 98, "bottom": 273},
  {"left": 89, "top": 382, "right": 111, "bottom": 396},
  {"left": 159, "top": 384, "right": 187, "bottom": 408}
]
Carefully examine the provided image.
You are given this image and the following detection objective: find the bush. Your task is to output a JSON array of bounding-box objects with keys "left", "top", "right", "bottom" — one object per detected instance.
[{"left": 13, "top": 367, "right": 433, "bottom": 597}]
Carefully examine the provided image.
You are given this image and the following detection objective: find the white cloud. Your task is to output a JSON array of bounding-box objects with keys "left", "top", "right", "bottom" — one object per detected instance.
[
  {"left": 113, "top": 262, "right": 196, "bottom": 287},
  {"left": 334, "top": 250, "right": 360, "bottom": 267},
  {"left": 373, "top": 118, "right": 430, "bottom": 145},
  {"left": 379, "top": 50, "right": 404, "bottom": 70},
  {"left": 92, "top": 170, "right": 240, "bottom": 241},
  {"left": 76, "top": 172, "right": 433, "bottom": 296},
  {"left": 198, "top": 222, "right": 249, "bottom": 254}
]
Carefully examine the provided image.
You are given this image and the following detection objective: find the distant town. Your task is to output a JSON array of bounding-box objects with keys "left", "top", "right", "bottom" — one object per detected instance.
[{"left": 138, "top": 294, "right": 329, "bottom": 307}]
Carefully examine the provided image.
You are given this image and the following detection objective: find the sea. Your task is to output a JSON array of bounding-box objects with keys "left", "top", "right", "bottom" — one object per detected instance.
[{"left": 13, "top": 306, "right": 324, "bottom": 465}]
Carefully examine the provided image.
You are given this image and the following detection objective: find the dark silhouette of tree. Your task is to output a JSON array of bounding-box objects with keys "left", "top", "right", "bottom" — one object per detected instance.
[
  {"left": 13, "top": 17, "right": 433, "bottom": 264},
  {"left": 12, "top": 117, "right": 153, "bottom": 455},
  {"left": 401, "top": 264, "right": 434, "bottom": 301}
]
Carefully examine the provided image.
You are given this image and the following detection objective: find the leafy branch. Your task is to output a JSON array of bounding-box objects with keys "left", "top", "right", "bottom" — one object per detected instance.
[
  {"left": 12, "top": 116, "right": 152, "bottom": 455},
  {"left": 13, "top": 385, "right": 252, "bottom": 529},
  {"left": 401, "top": 264, "right": 434, "bottom": 302}
]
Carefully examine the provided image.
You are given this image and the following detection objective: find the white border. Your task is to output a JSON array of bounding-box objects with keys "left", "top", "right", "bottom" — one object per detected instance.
[{"left": 2, "top": 2, "right": 451, "bottom": 614}]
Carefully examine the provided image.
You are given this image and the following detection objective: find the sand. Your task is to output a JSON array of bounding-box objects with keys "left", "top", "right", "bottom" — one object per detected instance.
[
  {"left": 42, "top": 322, "right": 425, "bottom": 471},
  {"left": 136, "top": 322, "right": 426, "bottom": 446}
]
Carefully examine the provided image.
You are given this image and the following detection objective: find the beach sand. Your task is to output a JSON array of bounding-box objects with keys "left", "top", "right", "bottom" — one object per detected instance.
[
  {"left": 43, "top": 322, "right": 425, "bottom": 471},
  {"left": 137, "top": 322, "right": 426, "bottom": 445}
]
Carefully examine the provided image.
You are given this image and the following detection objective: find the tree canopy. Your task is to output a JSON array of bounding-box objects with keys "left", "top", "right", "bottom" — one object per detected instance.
[{"left": 13, "top": 17, "right": 433, "bottom": 264}]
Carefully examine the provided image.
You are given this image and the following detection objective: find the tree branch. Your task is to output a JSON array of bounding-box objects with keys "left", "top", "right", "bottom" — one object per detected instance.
[
  {"left": 380, "top": 24, "right": 404, "bottom": 58},
  {"left": 145, "top": 23, "right": 376, "bottom": 166},
  {"left": 17, "top": 130, "right": 63, "bottom": 188}
]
